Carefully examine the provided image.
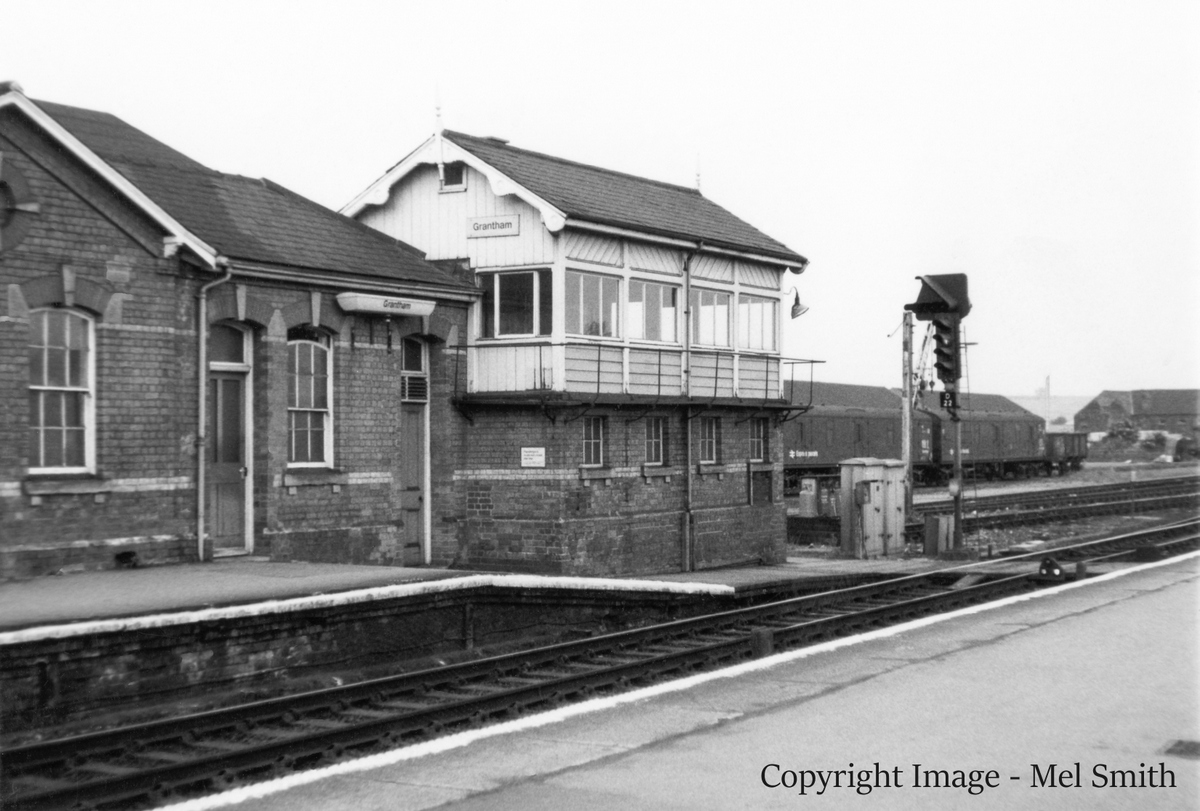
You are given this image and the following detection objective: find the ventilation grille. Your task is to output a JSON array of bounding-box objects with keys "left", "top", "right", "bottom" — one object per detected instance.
[{"left": 402, "top": 375, "right": 428, "bottom": 402}]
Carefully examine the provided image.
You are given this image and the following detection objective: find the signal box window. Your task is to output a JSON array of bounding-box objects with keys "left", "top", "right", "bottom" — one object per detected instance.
[
  {"left": 481, "top": 270, "right": 552, "bottom": 337},
  {"left": 645, "top": 417, "right": 668, "bottom": 465},
  {"left": 628, "top": 280, "right": 678, "bottom": 342},
  {"left": 690, "top": 288, "right": 730, "bottom": 347},
  {"left": 583, "top": 416, "right": 606, "bottom": 467},
  {"left": 749, "top": 417, "right": 769, "bottom": 462},
  {"left": 737, "top": 294, "right": 777, "bottom": 351},
  {"left": 566, "top": 270, "right": 620, "bottom": 337},
  {"left": 698, "top": 417, "right": 720, "bottom": 464}
]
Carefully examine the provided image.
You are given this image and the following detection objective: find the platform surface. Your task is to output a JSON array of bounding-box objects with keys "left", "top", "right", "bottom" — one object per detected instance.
[
  {"left": 0, "top": 549, "right": 1092, "bottom": 635},
  {"left": 0, "top": 558, "right": 467, "bottom": 632}
]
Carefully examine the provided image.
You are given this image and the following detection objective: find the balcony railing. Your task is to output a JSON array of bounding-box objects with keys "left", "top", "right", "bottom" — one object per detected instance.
[{"left": 466, "top": 341, "right": 786, "bottom": 400}]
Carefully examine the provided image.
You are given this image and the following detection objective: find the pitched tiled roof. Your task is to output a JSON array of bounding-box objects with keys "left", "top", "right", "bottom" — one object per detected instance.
[
  {"left": 1077, "top": 390, "right": 1198, "bottom": 419},
  {"left": 917, "top": 391, "right": 1038, "bottom": 417},
  {"left": 1131, "top": 389, "right": 1200, "bottom": 416},
  {"left": 786, "top": 381, "right": 902, "bottom": 411},
  {"left": 442, "top": 131, "right": 805, "bottom": 264},
  {"left": 34, "top": 101, "right": 469, "bottom": 290}
]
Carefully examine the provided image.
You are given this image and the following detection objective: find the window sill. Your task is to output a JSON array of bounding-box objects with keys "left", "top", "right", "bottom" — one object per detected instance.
[
  {"left": 24, "top": 474, "right": 110, "bottom": 496},
  {"left": 579, "top": 466, "right": 613, "bottom": 486},
  {"left": 696, "top": 463, "right": 727, "bottom": 479},
  {"left": 282, "top": 468, "right": 348, "bottom": 488},
  {"left": 748, "top": 461, "right": 774, "bottom": 472},
  {"left": 642, "top": 464, "right": 679, "bottom": 482}
]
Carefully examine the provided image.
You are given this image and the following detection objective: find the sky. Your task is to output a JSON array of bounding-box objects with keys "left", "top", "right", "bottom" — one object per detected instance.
[{"left": 5, "top": 0, "right": 1197, "bottom": 398}]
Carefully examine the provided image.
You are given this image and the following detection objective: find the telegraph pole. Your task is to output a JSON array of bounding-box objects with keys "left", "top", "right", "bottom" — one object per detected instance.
[{"left": 901, "top": 311, "right": 913, "bottom": 516}]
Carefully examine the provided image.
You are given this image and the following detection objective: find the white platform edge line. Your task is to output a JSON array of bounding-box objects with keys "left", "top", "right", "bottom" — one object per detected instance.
[
  {"left": 160, "top": 551, "right": 1200, "bottom": 811},
  {"left": 0, "top": 576, "right": 734, "bottom": 645}
]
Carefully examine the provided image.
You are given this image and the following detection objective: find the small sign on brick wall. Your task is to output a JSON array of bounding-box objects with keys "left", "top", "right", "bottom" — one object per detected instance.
[{"left": 521, "top": 447, "right": 546, "bottom": 468}]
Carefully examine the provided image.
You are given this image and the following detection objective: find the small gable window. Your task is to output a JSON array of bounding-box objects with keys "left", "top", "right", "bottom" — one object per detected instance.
[{"left": 441, "top": 162, "right": 466, "bottom": 191}]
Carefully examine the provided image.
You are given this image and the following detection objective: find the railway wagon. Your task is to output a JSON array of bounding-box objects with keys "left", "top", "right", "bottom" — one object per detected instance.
[
  {"left": 1045, "top": 431, "right": 1088, "bottom": 471},
  {"left": 782, "top": 382, "right": 926, "bottom": 486},
  {"left": 783, "top": 382, "right": 1076, "bottom": 491},
  {"left": 917, "top": 391, "right": 1047, "bottom": 482}
]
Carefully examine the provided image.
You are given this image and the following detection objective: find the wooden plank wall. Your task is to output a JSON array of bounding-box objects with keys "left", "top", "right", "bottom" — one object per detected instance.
[{"left": 358, "top": 164, "right": 555, "bottom": 267}]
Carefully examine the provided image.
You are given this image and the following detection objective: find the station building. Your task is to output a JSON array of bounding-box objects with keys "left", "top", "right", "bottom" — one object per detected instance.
[
  {"left": 0, "top": 84, "right": 475, "bottom": 579},
  {"left": 1, "top": 84, "right": 810, "bottom": 580},
  {"left": 344, "top": 130, "right": 809, "bottom": 575}
]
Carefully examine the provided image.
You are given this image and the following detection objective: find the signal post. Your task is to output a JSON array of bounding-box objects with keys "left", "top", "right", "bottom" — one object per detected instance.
[{"left": 905, "top": 274, "right": 971, "bottom": 550}]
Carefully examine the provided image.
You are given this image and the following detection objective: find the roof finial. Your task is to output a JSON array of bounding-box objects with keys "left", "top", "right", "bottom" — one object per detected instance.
[
  {"left": 695, "top": 152, "right": 702, "bottom": 192},
  {"left": 434, "top": 83, "right": 446, "bottom": 187},
  {"left": 434, "top": 82, "right": 443, "bottom": 135}
]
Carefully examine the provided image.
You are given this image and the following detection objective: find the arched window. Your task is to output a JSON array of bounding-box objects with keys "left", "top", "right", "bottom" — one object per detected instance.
[
  {"left": 287, "top": 326, "right": 333, "bottom": 466},
  {"left": 28, "top": 309, "right": 94, "bottom": 471}
]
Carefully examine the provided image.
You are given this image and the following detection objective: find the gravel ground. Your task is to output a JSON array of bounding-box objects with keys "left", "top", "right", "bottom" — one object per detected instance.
[
  {"left": 795, "top": 461, "right": 1199, "bottom": 559},
  {"left": 913, "top": 459, "right": 1199, "bottom": 503}
]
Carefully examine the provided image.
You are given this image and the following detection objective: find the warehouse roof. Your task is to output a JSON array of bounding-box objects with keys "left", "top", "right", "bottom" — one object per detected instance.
[{"left": 786, "top": 381, "right": 902, "bottom": 411}]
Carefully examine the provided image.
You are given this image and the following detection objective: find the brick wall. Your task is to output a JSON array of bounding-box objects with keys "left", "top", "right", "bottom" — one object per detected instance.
[
  {"left": 1, "top": 113, "right": 200, "bottom": 578},
  {"left": 1, "top": 585, "right": 719, "bottom": 730},
  {"left": 436, "top": 405, "right": 787, "bottom": 576},
  {"left": 1, "top": 106, "right": 478, "bottom": 578}
]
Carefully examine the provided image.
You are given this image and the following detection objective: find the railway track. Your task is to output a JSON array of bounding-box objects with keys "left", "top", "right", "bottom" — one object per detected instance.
[
  {"left": 915, "top": 475, "right": 1200, "bottom": 531},
  {"left": 3, "top": 519, "right": 1197, "bottom": 811}
]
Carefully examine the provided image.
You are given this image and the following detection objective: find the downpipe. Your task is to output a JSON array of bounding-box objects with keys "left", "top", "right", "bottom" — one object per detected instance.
[{"left": 195, "top": 260, "right": 232, "bottom": 562}]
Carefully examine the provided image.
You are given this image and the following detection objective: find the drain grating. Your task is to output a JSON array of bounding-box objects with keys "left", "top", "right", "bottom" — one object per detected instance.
[{"left": 1164, "top": 740, "right": 1200, "bottom": 759}]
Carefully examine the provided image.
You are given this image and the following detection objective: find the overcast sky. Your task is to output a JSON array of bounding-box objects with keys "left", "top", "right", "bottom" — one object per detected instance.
[{"left": 6, "top": 0, "right": 1197, "bottom": 397}]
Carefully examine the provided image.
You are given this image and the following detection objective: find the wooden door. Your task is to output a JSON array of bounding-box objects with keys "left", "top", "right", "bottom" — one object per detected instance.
[
  {"left": 208, "top": 373, "right": 248, "bottom": 552},
  {"left": 398, "top": 402, "right": 426, "bottom": 564}
]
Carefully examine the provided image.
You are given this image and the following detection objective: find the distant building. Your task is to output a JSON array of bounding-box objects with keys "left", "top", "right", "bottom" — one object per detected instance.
[{"left": 1073, "top": 390, "right": 1200, "bottom": 437}]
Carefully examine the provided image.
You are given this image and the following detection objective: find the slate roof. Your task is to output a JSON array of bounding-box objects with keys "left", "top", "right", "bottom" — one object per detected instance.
[
  {"left": 33, "top": 100, "right": 468, "bottom": 290},
  {"left": 442, "top": 131, "right": 806, "bottom": 264}
]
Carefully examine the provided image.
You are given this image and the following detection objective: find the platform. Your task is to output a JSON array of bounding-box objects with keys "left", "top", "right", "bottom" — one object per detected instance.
[
  {"left": 0, "top": 549, "right": 1084, "bottom": 639},
  {"left": 208, "top": 554, "right": 1200, "bottom": 811}
]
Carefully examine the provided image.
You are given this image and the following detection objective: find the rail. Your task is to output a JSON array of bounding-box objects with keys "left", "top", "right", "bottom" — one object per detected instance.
[{"left": 4, "top": 519, "right": 1196, "bottom": 810}]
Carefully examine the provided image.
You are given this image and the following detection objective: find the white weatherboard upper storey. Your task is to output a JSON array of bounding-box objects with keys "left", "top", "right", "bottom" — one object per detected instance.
[
  {"left": 356, "top": 163, "right": 556, "bottom": 268},
  {"left": 343, "top": 134, "right": 566, "bottom": 236}
]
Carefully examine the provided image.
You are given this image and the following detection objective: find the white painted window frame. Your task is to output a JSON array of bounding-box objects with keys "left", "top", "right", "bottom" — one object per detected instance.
[
  {"left": 627, "top": 278, "right": 680, "bottom": 344},
  {"left": 27, "top": 308, "right": 96, "bottom": 474},
  {"left": 479, "top": 269, "right": 552, "bottom": 339},
  {"left": 565, "top": 268, "right": 622, "bottom": 339},
  {"left": 286, "top": 331, "right": 334, "bottom": 468}
]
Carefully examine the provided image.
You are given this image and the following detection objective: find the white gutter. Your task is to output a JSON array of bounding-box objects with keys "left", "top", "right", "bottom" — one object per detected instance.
[
  {"left": 226, "top": 261, "right": 480, "bottom": 303},
  {"left": 0, "top": 89, "right": 220, "bottom": 268}
]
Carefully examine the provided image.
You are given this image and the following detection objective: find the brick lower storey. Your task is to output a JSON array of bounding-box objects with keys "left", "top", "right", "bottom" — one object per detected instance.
[{"left": 444, "top": 485, "right": 786, "bottom": 576}]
